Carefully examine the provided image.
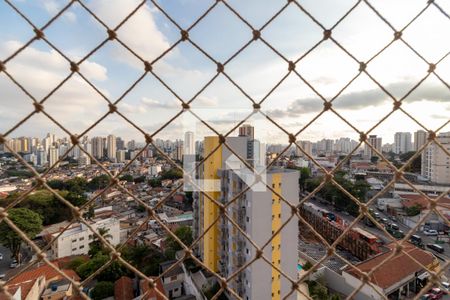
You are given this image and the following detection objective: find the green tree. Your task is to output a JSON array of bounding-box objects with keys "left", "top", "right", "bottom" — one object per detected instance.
[
  {"left": 160, "top": 168, "right": 183, "bottom": 180},
  {"left": 88, "top": 228, "right": 113, "bottom": 257},
  {"left": 122, "top": 245, "right": 166, "bottom": 276},
  {"left": 0, "top": 208, "right": 43, "bottom": 261},
  {"left": 148, "top": 178, "right": 162, "bottom": 187},
  {"left": 119, "top": 174, "right": 134, "bottom": 182},
  {"left": 88, "top": 174, "right": 110, "bottom": 191},
  {"left": 165, "top": 226, "right": 193, "bottom": 255},
  {"left": 299, "top": 167, "right": 311, "bottom": 191},
  {"left": 406, "top": 205, "right": 421, "bottom": 216},
  {"left": 91, "top": 281, "right": 114, "bottom": 300}
]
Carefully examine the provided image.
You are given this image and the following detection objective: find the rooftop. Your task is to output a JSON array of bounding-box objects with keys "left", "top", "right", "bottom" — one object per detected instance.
[{"left": 344, "top": 242, "right": 438, "bottom": 290}]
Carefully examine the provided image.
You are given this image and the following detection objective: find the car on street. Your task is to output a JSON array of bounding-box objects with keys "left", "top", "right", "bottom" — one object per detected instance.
[
  {"left": 391, "top": 223, "right": 399, "bottom": 230},
  {"left": 381, "top": 218, "right": 389, "bottom": 224},
  {"left": 424, "top": 229, "right": 439, "bottom": 236},
  {"left": 427, "top": 244, "right": 445, "bottom": 254},
  {"left": 0, "top": 253, "right": 3, "bottom": 260},
  {"left": 441, "top": 282, "right": 449, "bottom": 291},
  {"left": 429, "top": 288, "right": 445, "bottom": 299},
  {"left": 9, "top": 259, "right": 18, "bottom": 268},
  {"left": 0, "top": 273, "right": 5, "bottom": 280}
]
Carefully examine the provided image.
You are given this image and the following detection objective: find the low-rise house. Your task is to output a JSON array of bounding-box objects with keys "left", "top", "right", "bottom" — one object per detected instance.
[
  {"left": 159, "top": 261, "right": 185, "bottom": 299},
  {"left": 41, "top": 279, "right": 74, "bottom": 300},
  {"left": 342, "top": 243, "right": 439, "bottom": 299},
  {"left": 49, "top": 217, "right": 120, "bottom": 259}
]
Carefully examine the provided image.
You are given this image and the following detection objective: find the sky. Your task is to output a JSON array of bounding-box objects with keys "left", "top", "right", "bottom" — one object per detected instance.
[{"left": 0, "top": 0, "right": 449, "bottom": 144}]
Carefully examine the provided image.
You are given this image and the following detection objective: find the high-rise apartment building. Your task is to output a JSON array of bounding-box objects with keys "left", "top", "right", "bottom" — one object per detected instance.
[
  {"left": 421, "top": 132, "right": 450, "bottom": 184},
  {"left": 194, "top": 127, "right": 297, "bottom": 300},
  {"left": 364, "top": 135, "right": 382, "bottom": 158},
  {"left": 238, "top": 124, "right": 255, "bottom": 140},
  {"left": 295, "top": 140, "right": 313, "bottom": 157},
  {"left": 107, "top": 135, "right": 116, "bottom": 162},
  {"left": 184, "top": 131, "right": 195, "bottom": 156},
  {"left": 49, "top": 146, "right": 59, "bottom": 168},
  {"left": 414, "top": 130, "right": 427, "bottom": 151},
  {"left": 394, "top": 132, "right": 412, "bottom": 154},
  {"left": 91, "top": 137, "right": 105, "bottom": 159}
]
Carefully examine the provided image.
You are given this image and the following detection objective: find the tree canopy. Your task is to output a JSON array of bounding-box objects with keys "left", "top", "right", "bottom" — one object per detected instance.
[{"left": 0, "top": 208, "right": 43, "bottom": 260}]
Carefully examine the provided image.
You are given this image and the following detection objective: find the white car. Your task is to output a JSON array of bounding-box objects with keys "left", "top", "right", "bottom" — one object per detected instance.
[
  {"left": 424, "top": 229, "right": 438, "bottom": 236},
  {"left": 0, "top": 253, "right": 3, "bottom": 260}
]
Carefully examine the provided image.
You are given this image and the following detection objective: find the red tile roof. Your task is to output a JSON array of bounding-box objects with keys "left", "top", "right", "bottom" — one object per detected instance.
[
  {"left": 114, "top": 276, "right": 134, "bottom": 300},
  {"left": 7, "top": 258, "right": 80, "bottom": 286},
  {"left": 344, "top": 243, "right": 438, "bottom": 290},
  {"left": 0, "top": 278, "right": 38, "bottom": 300}
]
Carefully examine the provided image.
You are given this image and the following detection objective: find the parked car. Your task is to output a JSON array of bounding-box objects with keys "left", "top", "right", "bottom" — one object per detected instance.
[
  {"left": 0, "top": 253, "right": 3, "bottom": 260},
  {"left": 441, "top": 282, "right": 449, "bottom": 291},
  {"left": 410, "top": 234, "right": 423, "bottom": 245},
  {"left": 0, "top": 274, "right": 5, "bottom": 280},
  {"left": 427, "top": 244, "right": 445, "bottom": 254},
  {"left": 429, "top": 288, "right": 445, "bottom": 299},
  {"left": 424, "top": 229, "right": 438, "bottom": 236},
  {"left": 391, "top": 223, "right": 399, "bottom": 230},
  {"left": 381, "top": 218, "right": 389, "bottom": 224},
  {"left": 9, "top": 259, "right": 18, "bottom": 268}
]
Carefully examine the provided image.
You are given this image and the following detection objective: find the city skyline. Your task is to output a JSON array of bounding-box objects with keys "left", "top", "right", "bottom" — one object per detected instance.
[{"left": 0, "top": 0, "right": 449, "bottom": 144}]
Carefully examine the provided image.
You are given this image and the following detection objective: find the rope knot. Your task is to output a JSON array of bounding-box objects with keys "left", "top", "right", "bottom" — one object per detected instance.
[
  {"left": 323, "top": 101, "right": 332, "bottom": 111},
  {"left": 359, "top": 62, "right": 366, "bottom": 72},
  {"left": 182, "top": 102, "right": 190, "bottom": 110},
  {"left": 393, "top": 101, "right": 401, "bottom": 110},
  {"left": 218, "top": 134, "right": 225, "bottom": 144},
  {"left": 323, "top": 29, "right": 332, "bottom": 40},
  {"left": 145, "top": 133, "right": 153, "bottom": 144},
  {"left": 0, "top": 61, "right": 5, "bottom": 72},
  {"left": 288, "top": 61, "right": 296, "bottom": 71},
  {"left": 0, "top": 135, "right": 5, "bottom": 144},
  {"left": 216, "top": 63, "right": 224, "bottom": 73},
  {"left": 288, "top": 133, "right": 296, "bottom": 143},
  {"left": 428, "top": 63, "right": 436, "bottom": 73},
  {"left": 253, "top": 103, "right": 261, "bottom": 110},
  {"left": 144, "top": 61, "right": 152, "bottom": 72},
  {"left": 359, "top": 132, "right": 367, "bottom": 142},
  {"left": 108, "top": 103, "right": 117, "bottom": 113},
  {"left": 181, "top": 30, "right": 189, "bottom": 41},
  {"left": 252, "top": 30, "right": 261, "bottom": 40},
  {"left": 34, "top": 28, "right": 45, "bottom": 39},
  {"left": 33, "top": 102, "right": 44, "bottom": 113},
  {"left": 70, "top": 134, "right": 79, "bottom": 145},
  {"left": 70, "top": 61, "right": 79, "bottom": 72},
  {"left": 394, "top": 31, "right": 402, "bottom": 40},
  {"left": 107, "top": 29, "right": 116, "bottom": 40},
  {"left": 427, "top": 130, "right": 436, "bottom": 141}
]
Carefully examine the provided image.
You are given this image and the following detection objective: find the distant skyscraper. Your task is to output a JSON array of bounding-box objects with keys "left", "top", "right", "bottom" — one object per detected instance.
[
  {"left": 414, "top": 130, "right": 427, "bottom": 151},
  {"left": 296, "top": 140, "right": 312, "bottom": 157},
  {"left": 238, "top": 124, "right": 254, "bottom": 140},
  {"left": 37, "top": 146, "right": 47, "bottom": 166},
  {"left": 116, "top": 150, "right": 126, "bottom": 163},
  {"left": 49, "top": 146, "right": 59, "bottom": 168},
  {"left": 116, "top": 137, "right": 125, "bottom": 150},
  {"left": 91, "top": 137, "right": 104, "bottom": 159},
  {"left": 107, "top": 135, "right": 116, "bottom": 162},
  {"left": 364, "top": 135, "right": 382, "bottom": 158},
  {"left": 394, "top": 132, "right": 412, "bottom": 154},
  {"left": 127, "top": 140, "right": 136, "bottom": 151},
  {"left": 184, "top": 131, "right": 195, "bottom": 156}
]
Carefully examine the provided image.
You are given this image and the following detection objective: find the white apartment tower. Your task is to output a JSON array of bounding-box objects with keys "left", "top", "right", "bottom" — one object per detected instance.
[
  {"left": 107, "top": 135, "right": 116, "bottom": 162},
  {"left": 364, "top": 135, "right": 382, "bottom": 158},
  {"left": 394, "top": 132, "right": 412, "bottom": 154},
  {"left": 184, "top": 131, "right": 195, "bottom": 156},
  {"left": 414, "top": 130, "right": 428, "bottom": 151},
  {"left": 49, "top": 146, "right": 59, "bottom": 168},
  {"left": 421, "top": 132, "right": 450, "bottom": 184}
]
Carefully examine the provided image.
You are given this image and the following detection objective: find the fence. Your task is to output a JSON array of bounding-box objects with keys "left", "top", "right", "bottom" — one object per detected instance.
[{"left": 0, "top": 0, "right": 450, "bottom": 300}]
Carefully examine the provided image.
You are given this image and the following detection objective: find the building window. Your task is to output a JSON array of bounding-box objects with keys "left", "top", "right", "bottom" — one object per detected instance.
[
  {"left": 72, "top": 239, "right": 76, "bottom": 243},
  {"left": 79, "top": 245, "right": 84, "bottom": 249},
  {"left": 72, "top": 248, "right": 76, "bottom": 251},
  {"left": 79, "top": 237, "right": 84, "bottom": 241},
  {"left": 170, "top": 275, "right": 177, "bottom": 281}
]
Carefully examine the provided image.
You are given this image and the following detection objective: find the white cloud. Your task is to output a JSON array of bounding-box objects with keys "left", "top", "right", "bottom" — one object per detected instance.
[{"left": 88, "top": 0, "right": 170, "bottom": 64}]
